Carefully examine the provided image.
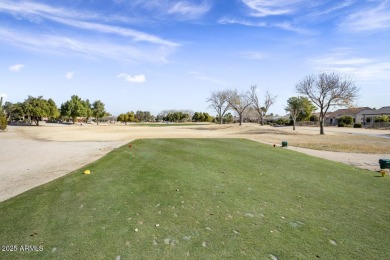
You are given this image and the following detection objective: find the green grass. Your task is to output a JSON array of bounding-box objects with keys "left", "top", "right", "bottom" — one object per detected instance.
[{"left": 1, "top": 139, "right": 389, "bottom": 259}]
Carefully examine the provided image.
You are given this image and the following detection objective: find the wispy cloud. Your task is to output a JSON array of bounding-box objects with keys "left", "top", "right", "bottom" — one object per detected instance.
[
  {"left": 310, "top": 52, "right": 390, "bottom": 82},
  {"left": 0, "top": 0, "right": 139, "bottom": 25},
  {"left": 0, "top": 26, "right": 175, "bottom": 64},
  {"left": 9, "top": 64, "right": 24, "bottom": 72},
  {"left": 273, "top": 21, "right": 311, "bottom": 34},
  {"left": 0, "top": 1, "right": 178, "bottom": 47},
  {"left": 218, "top": 17, "right": 311, "bottom": 34},
  {"left": 50, "top": 17, "right": 179, "bottom": 47},
  {"left": 114, "top": 0, "right": 210, "bottom": 22},
  {"left": 0, "top": 1, "right": 179, "bottom": 63},
  {"left": 241, "top": 0, "right": 305, "bottom": 17},
  {"left": 313, "top": 0, "right": 354, "bottom": 16},
  {"left": 65, "top": 71, "right": 74, "bottom": 80},
  {"left": 340, "top": 0, "right": 390, "bottom": 32},
  {"left": 219, "top": 17, "right": 266, "bottom": 27},
  {"left": 117, "top": 73, "right": 146, "bottom": 83},
  {"left": 167, "top": 1, "right": 211, "bottom": 19}
]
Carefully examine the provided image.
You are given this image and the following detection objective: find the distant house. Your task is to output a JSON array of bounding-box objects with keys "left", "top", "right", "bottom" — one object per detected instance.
[
  {"left": 325, "top": 107, "right": 373, "bottom": 125},
  {"left": 362, "top": 106, "right": 390, "bottom": 126}
]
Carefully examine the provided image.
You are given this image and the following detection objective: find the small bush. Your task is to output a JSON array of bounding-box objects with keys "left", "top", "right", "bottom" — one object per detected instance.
[
  {"left": 338, "top": 122, "right": 346, "bottom": 127},
  {"left": 339, "top": 116, "right": 353, "bottom": 125},
  {"left": 374, "top": 115, "right": 389, "bottom": 122},
  {"left": 275, "top": 118, "right": 290, "bottom": 125},
  {"left": 353, "top": 123, "right": 362, "bottom": 128},
  {"left": 309, "top": 114, "right": 318, "bottom": 122},
  {"left": 0, "top": 115, "right": 7, "bottom": 131}
]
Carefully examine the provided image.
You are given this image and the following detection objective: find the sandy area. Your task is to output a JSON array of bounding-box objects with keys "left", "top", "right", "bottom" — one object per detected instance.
[{"left": 0, "top": 123, "right": 389, "bottom": 202}]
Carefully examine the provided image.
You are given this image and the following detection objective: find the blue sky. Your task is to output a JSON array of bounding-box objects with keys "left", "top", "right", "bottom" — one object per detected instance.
[{"left": 1, "top": 0, "right": 390, "bottom": 116}]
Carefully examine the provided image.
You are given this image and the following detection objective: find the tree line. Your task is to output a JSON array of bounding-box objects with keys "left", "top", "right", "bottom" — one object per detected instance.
[
  {"left": 1, "top": 95, "right": 107, "bottom": 126},
  {"left": 117, "top": 111, "right": 155, "bottom": 123},
  {"left": 1, "top": 72, "right": 358, "bottom": 134}
]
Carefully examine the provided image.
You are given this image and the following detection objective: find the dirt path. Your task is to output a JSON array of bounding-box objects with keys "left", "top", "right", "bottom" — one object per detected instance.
[{"left": 1, "top": 124, "right": 389, "bottom": 202}]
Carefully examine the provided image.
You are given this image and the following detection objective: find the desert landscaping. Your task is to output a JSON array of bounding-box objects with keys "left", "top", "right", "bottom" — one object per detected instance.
[{"left": 1, "top": 123, "right": 389, "bottom": 202}]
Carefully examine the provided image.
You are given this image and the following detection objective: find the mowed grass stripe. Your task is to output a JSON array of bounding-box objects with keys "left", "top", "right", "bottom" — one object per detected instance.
[{"left": 0, "top": 138, "right": 389, "bottom": 259}]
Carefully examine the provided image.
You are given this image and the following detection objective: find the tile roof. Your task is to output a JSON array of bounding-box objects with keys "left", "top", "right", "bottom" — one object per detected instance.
[
  {"left": 362, "top": 106, "right": 390, "bottom": 115},
  {"left": 327, "top": 107, "right": 373, "bottom": 118}
]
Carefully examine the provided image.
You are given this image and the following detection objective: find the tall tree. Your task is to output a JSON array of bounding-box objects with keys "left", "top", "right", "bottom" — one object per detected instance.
[
  {"left": 297, "top": 97, "right": 317, "bottom": 121},
  {"left": 23, "top": 96, "right": 51, "bottom": 126},
  {"left": 285, "top": 96, "right": 305, "bottom": 130},
  {"left": 117, "top": 111, "right": 135, "bottom": 124},
  {"left": 83, "top": 99, "right": 92, "bottom": 123},
  {"left": 250, "top": 86, "right": 277, "bottom": 125},
  {"left": 47, "top": 98, "right": 60, "bottom": 120},
  {"left": 207, "top": 90, "right": 230, "bottom": 125},
  {"left": 6, "top": 102, "right": 24, "bottom": 122},
  {"left": 61, "top": 95, "right": 87, "bottom": 124},
  {"left": 226, "top": 89, "right": 252, "bottom": 126},
  {"left": 296, "top": 72, "right": 358, "bottom": 134},
  {"left": 92, "top": 100, "right": 106, "bottom": 125}
]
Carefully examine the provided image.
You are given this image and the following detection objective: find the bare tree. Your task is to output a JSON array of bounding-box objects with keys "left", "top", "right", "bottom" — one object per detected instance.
[
  {"left": 226, "top": 89, "right": 252, "bottom": 126},
  {"left": 250, "top": 86, "right": 277, "bottom": 125},
  {"left": 207, "top": 90, "right": 230, "bottom": 125},
  {"left": 296, "top": 72, "right": 358, "bottom": 135}
]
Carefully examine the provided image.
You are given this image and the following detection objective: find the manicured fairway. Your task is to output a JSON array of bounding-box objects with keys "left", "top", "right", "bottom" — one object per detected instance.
[{"left": 1, "top": 139, "right": 389, "bottom": 259}]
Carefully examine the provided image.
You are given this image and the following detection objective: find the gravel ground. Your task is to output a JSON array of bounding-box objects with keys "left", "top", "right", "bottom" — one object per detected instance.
[{"left": 0, "top": 123, "right": 389, "bottom": 202}]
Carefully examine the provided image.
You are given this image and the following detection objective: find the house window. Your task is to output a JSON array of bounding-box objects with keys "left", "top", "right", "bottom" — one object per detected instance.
[{"left": 366, "top": 117, "right": 371, "bottom": 123}]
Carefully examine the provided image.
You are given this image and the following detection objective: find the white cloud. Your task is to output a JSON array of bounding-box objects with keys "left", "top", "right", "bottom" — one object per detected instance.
[
  {"left": 0, "top": 1, "right": 178, "bottom": 48},
  {"left": 241, "top": 0, "right": 305, "bottom": 17},
  {"left": 218, "top": 17, "right": 311, "bottom": 34},
  {"left": 0, "top": 93, "right": 7, "bottom": 100},
  {"left": 0, "top": 28, "right": 175, "bottom": 63},
  {"left": 9, "top": 64, "right": 24, "bottom": 72},
  {"left": 273, "top": 21, "right": 311, "bottom": 34},
  {"left": 340, "top": 0, "right": 390, "bottom": 32},
  {"left": 167, "top": 1, "right": 210, "bottom": 19},
  {"left": 313, "top": 0, "right": 354, "bottom": 16},
  {"left": 219, "top": 17, "right": 266, "bottom": 27},
  {"left": 117, "top": 73, "right": 146, "bottom": 83},
  {"left": 48, "top": 17, "right": 179, "bottom": 48},
  {"left": 65, "top": 71, "right": 74, "bottom": 80},
  {"left": 309, "top": 53, "right": 390, "bottom": 82},
  {"left": 124, "top": 0, "right": 211, "bottom": 20},
  {"left": 0, "top": 1, "right": 179, "bottom": 63}
]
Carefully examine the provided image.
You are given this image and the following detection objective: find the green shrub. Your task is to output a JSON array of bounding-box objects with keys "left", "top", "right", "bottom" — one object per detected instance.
[
  {"left": 275, "top": 118, "right": 290, "bottom": 125},
  {"left": 374, "top": 115, "right": 389, "bottom": 122},
  {"left": 353, "top": 123, "right": 362, "bottom": 128},
  {"left": 338, "top": 122, "right": 346, "bottom": 127},
  {"left": 309, "top": 114, "right": 318, "bottom": 122},
  {"left": 339, "top": 116, "right": 353, "bottom": 125},
  {"left": 0, "top": 115, "right": 7, "bottom": 131}
]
